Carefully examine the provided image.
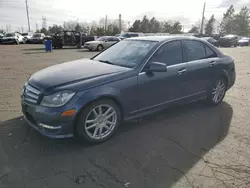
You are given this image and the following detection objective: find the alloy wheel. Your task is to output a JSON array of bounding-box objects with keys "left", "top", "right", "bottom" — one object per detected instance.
[
  {"left": 212, "top": 80, "right": 226, "bottom": 103},
  {"left": 84, "top": 105, "right": 117, "bottom": 140}
]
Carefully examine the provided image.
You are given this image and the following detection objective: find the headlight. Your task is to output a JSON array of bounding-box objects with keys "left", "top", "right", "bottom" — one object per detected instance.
[{"left": 40, "top": 91, "right": 75, "bottom": 107}]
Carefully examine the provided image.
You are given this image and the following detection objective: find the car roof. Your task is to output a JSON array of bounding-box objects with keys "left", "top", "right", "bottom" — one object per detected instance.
[{"left": 127, "top": 35, "right": 200, "bottom": 42}]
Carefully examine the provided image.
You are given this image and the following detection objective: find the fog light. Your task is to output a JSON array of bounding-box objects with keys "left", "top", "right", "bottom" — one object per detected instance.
[{"left": 38, "top": 123, "right": 61, "bottom": 129}]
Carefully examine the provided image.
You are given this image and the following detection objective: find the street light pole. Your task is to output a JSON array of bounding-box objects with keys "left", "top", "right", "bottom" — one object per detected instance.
[{"left": 25, "top": 0, "right": 31, "bottom": 32}]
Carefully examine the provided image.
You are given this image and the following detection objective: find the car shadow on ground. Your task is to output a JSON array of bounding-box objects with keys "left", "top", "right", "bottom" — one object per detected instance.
[{"left": 0, "top": 101, "right": 233, "bottom": 188}]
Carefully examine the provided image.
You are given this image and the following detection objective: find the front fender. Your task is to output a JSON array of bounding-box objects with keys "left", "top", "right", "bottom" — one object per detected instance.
[{"left": 73, "top": 85, "right": 122, "bottom": 118}]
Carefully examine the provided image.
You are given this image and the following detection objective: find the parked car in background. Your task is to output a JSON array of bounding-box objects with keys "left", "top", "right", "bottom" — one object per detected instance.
[
  {"left": 0, "top": 32, "right": 25, "bottom": 44},
  {"left": 50, "top": 31, "right": 95, "bottom": 49},
  {"left": 84, "top": 36, "right": 120, "bottom": 51},
  {"left": 218, "top": 34, "right": 238, "bottom": 47},
  {"left": 26, "top": 33, "right": 46, "bottom": 44},
  {"left": 238, "top": 37, "right": 250, "bottom": 46},
  {"left": 117, "top": 32, "right": 143, "bottom": 40},
  {"left": 21, "top": 32, "right": 33, "bottom": 43},
  {"left": 21, "top": 36, "right": 235, "bottom": 143},
  {"left": 201, "top": 37, "right": 219, "bottom": 47}
]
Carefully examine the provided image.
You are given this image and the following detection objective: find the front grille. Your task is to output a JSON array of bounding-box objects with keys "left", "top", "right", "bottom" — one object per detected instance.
[{"left": 23, "top": 84, "right": 41, "bottom": 104}]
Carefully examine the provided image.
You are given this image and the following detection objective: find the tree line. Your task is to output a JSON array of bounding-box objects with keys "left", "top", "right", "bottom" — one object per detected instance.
[
  {"left": 36, "top": 4, "right": 249, "bottom": 37},
  {"left": 189, "top": 5, "right": 249, "bottom": 36}
]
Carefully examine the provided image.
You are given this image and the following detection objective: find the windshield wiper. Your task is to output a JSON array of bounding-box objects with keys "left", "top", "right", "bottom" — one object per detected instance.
[{"left": 98, "top": 60, "right": 114, "bottom": 65}]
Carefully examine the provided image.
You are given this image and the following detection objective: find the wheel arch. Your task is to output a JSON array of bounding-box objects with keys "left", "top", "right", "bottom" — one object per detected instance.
[
  {"left": 73, "top": 95, "right": 124, "bottom": 132},
  {"left": 219, "top": 69, "right": 229, "bottom": 89},
  {"left": 97, "top": 44, "right": 104, "bottom": 51}
]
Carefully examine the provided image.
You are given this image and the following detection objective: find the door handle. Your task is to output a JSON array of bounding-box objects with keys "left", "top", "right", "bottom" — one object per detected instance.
[
  {"left": 177, "top": 68, "right": 186, "bottom": 75},
  {"left": 209, "top": 61, "right": 216, "bottom": 67}
]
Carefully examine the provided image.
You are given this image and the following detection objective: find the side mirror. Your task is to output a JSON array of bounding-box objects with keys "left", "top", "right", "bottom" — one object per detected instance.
[{"left": 147, "top": 62, "right": 167, "bottom": 72}]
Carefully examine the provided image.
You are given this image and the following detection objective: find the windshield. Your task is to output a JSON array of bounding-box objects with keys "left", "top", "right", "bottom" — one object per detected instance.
[
  {"left": 96, "top": 36, "right": 108, "bottom": 41},
  {"left": 22, "top": 33, "right": 28, "bottom": 36},
  {"left": 4, "top": 33, "right": 14, "bottom": 37},
  {"left": 93, "top": 40, "right": 158, "bottom": 68},
  {"left": 33, "top": 33, "right": 41, "bottom": 37}
]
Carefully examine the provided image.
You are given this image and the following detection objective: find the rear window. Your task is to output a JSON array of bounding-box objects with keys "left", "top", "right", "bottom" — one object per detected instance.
[
  {"left": 204, "top": 44, "right": 217, "bottom": 58},
  {"left": 33, "top": 34, "right": 41, "bottom": 37},
  {"left": 182, "top": 40, "right": 206, "bottom": 61},
  {"left": 130, "top": 34, "right": 139, "bottom": 37}
]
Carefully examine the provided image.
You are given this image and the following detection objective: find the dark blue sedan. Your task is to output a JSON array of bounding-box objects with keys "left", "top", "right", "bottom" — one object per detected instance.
[{"left": 21, "top": 36, "right": 236, "bottom": 143}]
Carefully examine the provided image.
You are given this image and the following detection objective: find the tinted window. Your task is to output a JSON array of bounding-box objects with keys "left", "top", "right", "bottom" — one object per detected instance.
[
  {"left": 204, "top": 44, "right": 217, "bottom": 58},
  {"left": 97, "top": 36, "right": 107, "bottom": 41},
  {"left": 149, "top": 41, "right": 183, "bottom": 66},
  {"left": 33, "top": 33, "right": 41, "bottom": 37},
  {"left": 130, "top": 34, "right": 139, "bottom": 37},
  {"left": 183, "top": 40, "right": 206, "bottom": 61},
  {"left": 106, "top": 37, "right": 113, "bottom": 41},
  {"left": 112, "top": 37, "right": 120, "bottom": 42}
]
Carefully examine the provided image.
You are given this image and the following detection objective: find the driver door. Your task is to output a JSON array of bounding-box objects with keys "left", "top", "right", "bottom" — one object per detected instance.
[{"left": 137, "top": 40, "right": 190, "bottom": 113}]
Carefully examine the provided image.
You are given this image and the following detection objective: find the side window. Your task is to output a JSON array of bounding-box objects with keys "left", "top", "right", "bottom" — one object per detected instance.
[
  {"left": 131, "top": 34, "right": 139, "bottom": 37},
  {"left": 106, "top": 37, "right": 112, "bottom": 41},
  {"left": 183, "top": 40, "right": 206, "bottom": 61},
  {"left": 149, "top": 41, "right": 183, "bottom": 66},
  {"left": 112, "top": 37, "right": 119, "bottom": 42},
  {"left": 204, "top": 44, "right": 217, "bottom": 58}
]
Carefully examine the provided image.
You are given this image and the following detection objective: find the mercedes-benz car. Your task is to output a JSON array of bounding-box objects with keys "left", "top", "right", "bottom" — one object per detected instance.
[{"left": 21, "top": 36, "right": 236, "bottom": 144}]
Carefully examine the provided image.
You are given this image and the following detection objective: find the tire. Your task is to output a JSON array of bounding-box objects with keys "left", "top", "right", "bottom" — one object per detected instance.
[
  {"left": 75, "top": 99, "right": 121, "bottom": 144},
  {"left": 97, "top": 44, "right": 104, "bottom": 51},
  {"left": 15, "top": 40, "right": 19, "bottom": 45},
  {"left": 207, "top": 77, "right": 227, "bottom": 105}
]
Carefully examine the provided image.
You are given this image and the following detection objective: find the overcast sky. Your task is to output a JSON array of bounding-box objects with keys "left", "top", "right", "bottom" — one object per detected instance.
[{"left": 0, "top": 0, "right": 249, "bottom": 32}]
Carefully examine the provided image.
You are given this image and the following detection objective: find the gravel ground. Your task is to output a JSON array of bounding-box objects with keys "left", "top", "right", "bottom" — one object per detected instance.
[{"left": 0, "top": 44, "right": 250, "bottom": 188}]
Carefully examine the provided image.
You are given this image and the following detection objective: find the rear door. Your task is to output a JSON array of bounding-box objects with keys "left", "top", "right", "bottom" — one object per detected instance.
[{"left": 182, "top": 40, "right": 218, "bottom": 96}]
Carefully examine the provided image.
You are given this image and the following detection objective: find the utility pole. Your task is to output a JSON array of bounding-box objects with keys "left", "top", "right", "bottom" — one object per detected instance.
[
  {"left": 25, "top": 0, "right": 31, "bottom": 32},
  {"left": 200, "top": 2, "right": 206, "bottom": 34},
  {"left": 119, "top": 14, "right": 122, "bottom": 33},
  {"left": 36, "top": 23, "right": 38, "bottom": 32},
  {"left": 105, "top": 15, "right": 107, "bottom": 32},
  {"left": 42, "top": 17, "right": 47, "bottom": 29}
]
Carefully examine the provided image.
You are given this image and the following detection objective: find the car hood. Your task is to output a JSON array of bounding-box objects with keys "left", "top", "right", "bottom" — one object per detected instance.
[{"left": 29, "top": 59, "right": 131, "bottom": 91}]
